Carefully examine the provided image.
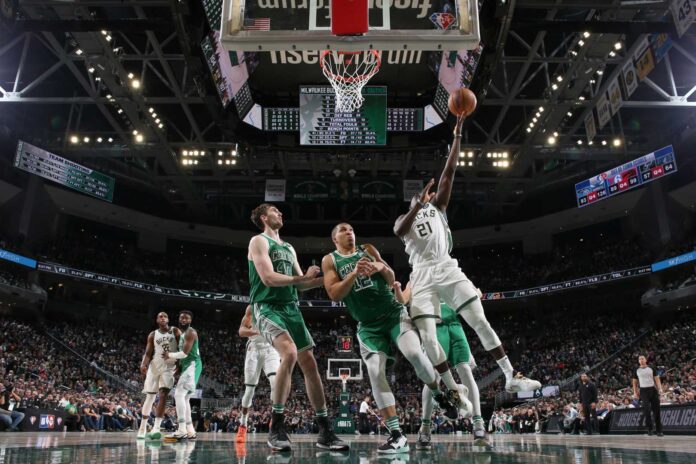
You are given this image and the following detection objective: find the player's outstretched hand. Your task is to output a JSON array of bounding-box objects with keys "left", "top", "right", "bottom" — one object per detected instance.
[
  {"left": 305, "top": 265, "right": 321, "bottom": 278},
  {"left": 392, "top": 281, "right": 402, "bottom": 291},
  {"left": 419, "top": 178, "right": 436, "bottom": 206},
  {"left": 455, "top": 113, "right": 466, "bottom": 134}
]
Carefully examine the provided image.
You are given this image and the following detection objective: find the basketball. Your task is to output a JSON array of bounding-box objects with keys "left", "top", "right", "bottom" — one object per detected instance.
[{"left": 448, "top": 88, "right": 477, "bottom": 116}]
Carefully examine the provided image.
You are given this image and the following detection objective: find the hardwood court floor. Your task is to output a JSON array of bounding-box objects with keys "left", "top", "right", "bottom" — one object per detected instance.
[{"left": 1, "top": 432, "right": 695, "bottom": 463}]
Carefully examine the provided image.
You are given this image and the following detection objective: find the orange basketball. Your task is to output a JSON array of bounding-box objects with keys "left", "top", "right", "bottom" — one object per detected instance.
[{"left": 448, "top": 88, "right": 477, "bottom": 116}]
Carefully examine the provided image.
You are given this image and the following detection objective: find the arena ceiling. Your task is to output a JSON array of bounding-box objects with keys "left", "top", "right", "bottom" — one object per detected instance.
[{"left": 0, "top": 0, "right": 695, "bottom": 230}]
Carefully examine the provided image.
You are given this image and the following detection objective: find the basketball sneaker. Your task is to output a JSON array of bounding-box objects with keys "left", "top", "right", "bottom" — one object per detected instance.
[
  {"left": 145, "top": 430, "right": 162, "bottom": 440},
  {"left": 416, "top": 430, "right": 432, "bottom": 450},
  {"left": 452, "top": 384, "right": 473, "bottom": 418},
  {"left": 378, "top": 430, "right": 409, "bottom": 454},
  {"left": 316, "top": 417, "right": 349, "bottom": 451},
  {"left": 432, "top": 391, "right": 458, "bottom": 421},
  {"left": 137, "top": 431, "right": 147, "bottom": 440},
  {"left": 164, "top": 429, "right": 188, "bottom": 442},
  {"left": 268, "top": 416, "right": 292, "bottom": 452},
  {"left": 505, "top": 373, "right": 541, "bottom": 393},
  {"left": 236, "top": 424, "right": 248, "bottom": 443},
  {"left": 473, "top": 417, "right": 490, "bottom": 447}
]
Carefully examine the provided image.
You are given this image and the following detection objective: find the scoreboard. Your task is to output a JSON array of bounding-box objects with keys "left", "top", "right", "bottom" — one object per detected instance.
[
  {"left": 336, "top": 336, "right": 353, "bottom": 353},
  {"left": 14, "top": 141, "right": 115, "bottom": 202},
  {"left": 265, "top": 106, "right": 422, "bottom": 132},
  {"left": 299, "top": 86, "right": 387, "bottom": 145},
  {"left": 575, "top": 145, "right": 676, "bottom": 208}
]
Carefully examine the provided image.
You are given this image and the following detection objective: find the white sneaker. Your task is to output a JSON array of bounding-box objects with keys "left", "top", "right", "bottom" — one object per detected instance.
[
  {"left": 164, "top": 429, "right": 189, "bottom": 442},
  {"left": 378, "top": 431, "right": 409, "bottom": 454},
  {"left": 505, "top": 373, "right": 541, "bottom": 393},
  {"left": 137, "top": 430, "right": 147, "bottom": 440}
]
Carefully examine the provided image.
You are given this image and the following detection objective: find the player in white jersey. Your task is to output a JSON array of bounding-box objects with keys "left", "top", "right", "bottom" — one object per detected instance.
[
  {"left": 138, "top": 312, "right": 181, "bottom": 440},
  {"left": 236, "top": 304, "right": 280, "bottom": 444},
  {"left": 394, "top": 114, "right": 540, "bottom": 394}
]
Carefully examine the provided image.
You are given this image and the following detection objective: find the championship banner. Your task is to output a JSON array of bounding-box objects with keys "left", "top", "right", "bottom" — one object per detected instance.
[
  {"left": 650, "top": 33, "right": 673, "bottom": 63},
  {"left": 288, "top": 180, "right": 331, "bottom": 201},
  {"left": 622, "top": 61, "right": 639, "bottom": 98},
  {"left": 37, "top": 262, "right": 250, "bottom": 303},
  {"left": 481, "top": 265, "right": 652, "bottom": 301},
  {"left": 20, "top": 408, "right": 69, "bottom": 432},
  {"left": 635, "top": 47, "right": 656, "bottom": 82},
  {"left": 608, "top": 77, "right": 623, "bottom": 116},
  {"left": 596, "top": 92, "right": 612, "bottom": 129},
  {"left": 584, "top": 112, "right": 597, "bottom": 143},
  {"left": 264, "top": 179, "right": 286, "bottom": 202},
  {"left": 610, "top": 404, "right": 696, "bottom": 434},
  {"left": 403, "top": 179, "right": 424, "bottom": 201},
  {"left": 357, "top": 180, "right": 398, "bottom": 201}
]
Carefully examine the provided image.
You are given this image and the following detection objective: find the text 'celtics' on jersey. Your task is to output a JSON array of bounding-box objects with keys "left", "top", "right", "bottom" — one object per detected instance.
[
  {"left": 331, "top": 246, "right": 403, "bottom": 324},
  {"left": 248, "top": 233, "right": 298, "bottom": 304}
]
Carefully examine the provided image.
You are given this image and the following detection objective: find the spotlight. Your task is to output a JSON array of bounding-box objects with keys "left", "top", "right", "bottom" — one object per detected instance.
[
  {"left": 155, "top": 119, "right": 160, "bottom": 124},
  {"left": 601, "top": 140, "right": 607, "bottom": 146},
  {"left": 108, "top": 137, "right": 113, "bottom": 143},
  {"left": 97, "top": 137, "right": 103, "bottom": 143},
  {"left": 556, "top": 75, "right": 563, "bottom": 82},
  {"left": 105, "top": 35, "right": 112, "bottom": 42},
  {"left": 232, "top": 159, "right": 237, "bottom": 165},
  {"left": 526, "top": 128, "right": 532, "bottom": 133},
  {"left": 459, "top": 152, "right": 465, "bottom": 158},
  {"left": 218, "top": 151, "right": 223, "bottom": 156},
  {"left": 493, "top": 161, "right": 498, "bottom": 167},
  {"left": 149, "top": 108, "right": 154, "bottom": 113},
  {"left": 117, "top": 109, "right": 123, "bottom": 114},
  {"left": 579, "top": 96, "right": 586, "bottom": 101},
  {"left": 88, "top": 67, "right": 95, "bottom": 73},
  {"left": 183, "top": 150, "right": 188, "bottom": 156},
  {"left": 158, "top": 124, "right": 164, "bottom": 129},
  {"left": 597, "top": 69, "right": 604, "bottom": 75},
  {"left": 614, "top": 42, "right": 622, "bottom": 50},
  {"left": 577, "top": 140, "right": 583, "bottom": 145},
  {"left": 552, "top": 83, "right": 558, "bottom": 90},
  {"left": 467, "top": 151, "right": 474, "bottom": 158},
  {"left": 502, "top": 152, "right": 508, "bottom": 158},
  {"left": 70, "top": 135, "right": 79, "bottom": 144},
  {"left": 225, "top": 159, "right": 231, "bottom": 165},
  {"left": 553, "top": 132, "right": 559, "bottom": 137},
  {"left": 218, "top": 159, "right": 223, "bottom": 165},
  {"left": 131, "top": 79, "right": 140, "bottom": 89},
  {"left": 83, "top": 136, "right": 90, "bottom": 143},
  {"left": 127, "top": 73, "right": 134, "bottom": 79},
  {"left": 613, "top": 138, "right": 622, "bottom": 147},
  {"left": 135, "top": 134, "right": 144, "bottom": 143},
  {"left": 133, "top": 130, "right": 139, "bottom": 135},
  {"left": 567, "top": 112, "right": 573, "bottom": 117},
  {"left": 468, "top": 161, "right": 473, "bottom": 167},
  {"left": 539, "top": 107, "right": 544, "bottom": 112},
  {"left": 583, "top": 31, "right": 590, "bottom": 38},
  {"left": 101, "top": 30, "right": 108, "bottom": 35},
  {"left": 609, "top": 51, "right": 616, "bottom": 58},
  {"left": 578, "top": 40, "right": 585, "bottom": 46},
  {"left": 548, "top": 136, "right": 556, "bottom": 145},
  {"left": 75, "top": 48, "right": 83, "bottom": 56},
  {"left": 152, "top": 113, "right": 157, "bottom": 118}
]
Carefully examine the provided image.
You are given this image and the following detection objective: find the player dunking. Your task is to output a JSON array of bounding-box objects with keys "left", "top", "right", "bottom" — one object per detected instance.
[
  {"left": 393, "top": 114, "right": 540, "bottom": 394},
  {"left": 138, "top": 312, "right": 180, "bottom": 440},
  {"left": 322, "top": 223, "right": 469, "bottom": 454},
  {"left": 235, "top": 304, "right": 281, "bottom": 443},
  {"left": 247, "top": 203, "right": 348, "bottom": 452},
  {"left": 394, "top": 282, "right": 489, "bottom": 448},
  {"left": 163, "top": 310, "right": 202, "bottom": 441}
]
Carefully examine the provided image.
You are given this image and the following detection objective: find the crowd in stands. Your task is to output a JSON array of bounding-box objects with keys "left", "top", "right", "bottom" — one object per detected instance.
[
  {"left": 0, "top": 269, "right": 30, "bottom": 290},
  {"left": 3, "top": 304, "right": 694, "bottom": 435}
]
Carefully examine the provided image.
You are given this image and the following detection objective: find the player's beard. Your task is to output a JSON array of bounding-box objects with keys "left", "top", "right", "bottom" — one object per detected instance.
[{"left": 180, "top": 322, "right": 190, "bottom": 331}]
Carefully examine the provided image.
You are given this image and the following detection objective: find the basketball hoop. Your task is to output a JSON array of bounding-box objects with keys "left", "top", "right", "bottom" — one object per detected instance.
[{"left": 320, "top": 50, "right": 381, "bottom": 113}]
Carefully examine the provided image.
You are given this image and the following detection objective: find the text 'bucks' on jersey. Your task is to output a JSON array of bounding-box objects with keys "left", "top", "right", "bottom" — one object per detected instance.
[
  {"left": 248, "top": 233, "right": 298, "bottom": 304},
  {"left": 331, "top": 246, "right": 402, "bottom": 324},
  {"left": 403, "top": 202, "right": 453, "bottom": 267},
  {"left": 152, "top": 328, "right": 177, "bottom": 368}
]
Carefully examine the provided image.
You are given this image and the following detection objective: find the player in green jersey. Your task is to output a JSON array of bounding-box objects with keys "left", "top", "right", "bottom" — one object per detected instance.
[
  {"left": 322, "top": 223, "right": 470, "bottom": 454},
  {"left": 162, "top": 310, "right": 202, "bottom": 441},
  {"left": 394, "top": 282, "right": 489, "bottom": 448},
  {"left": 247, "top": 203, "right": 348, "bottom": 452}
]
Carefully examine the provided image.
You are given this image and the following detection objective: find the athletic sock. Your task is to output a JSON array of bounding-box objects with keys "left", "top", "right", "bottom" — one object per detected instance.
[
  {"left": 497, "top": 356, "right": 514, "bottom": 382},
  {"left": 272, "top": 404, "right": 285, "bottom": 415},
  {"left": 473, "top": 415, "right": 483, "bottom": 424},
  {"left": 315, "top": 408, "right": 328, "bottom": 418},
  {"left": 385, "top": 416, "right": 401, "bottom": 433},
  {"left": 240, "top": 413, "right": 248, "bottom": 427},
  {"left": 420, "top": 419, "right": 432, "bottom": 433},
  {"left": 153, "top": 417, "right": 162, "bottom": 432},
  {"left": 440, "top": 370, "right": 458, "bottom": 391},
  {"left": 429, "top": 385, "right": 441, "bottom": 396}
]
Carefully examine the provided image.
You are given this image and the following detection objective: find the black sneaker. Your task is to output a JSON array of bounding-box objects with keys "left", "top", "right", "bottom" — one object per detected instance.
[
  {"left": 416, "top": 430, "right": 431, "bottom": 450},
  {"left": 316, "top": 428, "right": 349, "bottom": 451},
  {"left": 647, "top": 430, "right": 655, "bottom": 436},
  {"left": 433, "top": 391, "right": 459, "bottom": 421},
  {"left": 657, "top": 432, "right": 664, "bottom": 437},
  {"left": 378, "top": 430, "right": 409, "bottom": 454},
  {"left": 268, "top": 413, "right": 292, "bottom": 452}
]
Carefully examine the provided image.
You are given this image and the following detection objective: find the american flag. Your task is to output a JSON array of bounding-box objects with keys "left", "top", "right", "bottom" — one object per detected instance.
[{"left": 244, "top": 18, "right": 271, "bottom": 31}]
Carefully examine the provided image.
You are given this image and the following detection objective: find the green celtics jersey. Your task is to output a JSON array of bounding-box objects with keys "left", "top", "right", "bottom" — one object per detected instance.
[
  {"left": 439, "top": 303, "right": 459, "bottom": 326},
  {"left": 249, "top": 234, "right": 299, "bottom": 304},
  {"left": 331, "top": 246, "right": 402, "bottom": 324},
  {"left": 180, "top": 327, "right": 201, "bottom": 371}
]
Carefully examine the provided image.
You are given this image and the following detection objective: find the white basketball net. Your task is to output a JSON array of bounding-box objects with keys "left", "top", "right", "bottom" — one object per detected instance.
[{"left": 320, "top": 50, "right": 381, "bottom": 113}]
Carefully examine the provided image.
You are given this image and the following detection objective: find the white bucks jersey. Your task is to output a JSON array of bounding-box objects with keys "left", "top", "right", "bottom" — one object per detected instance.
[
  {"left": 153, "top": 328, "right": 177, "bottom": 366},
  {"left": 403, "top": 202, "right": 453, "bottom": 267}
]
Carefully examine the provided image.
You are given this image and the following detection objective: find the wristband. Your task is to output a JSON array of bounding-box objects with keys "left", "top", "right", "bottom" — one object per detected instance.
[
  {"left": 454, "top": 133, "right": 462, "bottom": 138},
  {"left": 416, "top": 199, "right": 426, "bottom": 208},
  {"left": 168, "top": 351, "right": 186, "bottom": 360}
]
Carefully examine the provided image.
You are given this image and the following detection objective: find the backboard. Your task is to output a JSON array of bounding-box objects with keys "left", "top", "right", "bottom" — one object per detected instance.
[
  {"left": 220, "top": 0, "right": 480, "bottom": 52},
  {"left": 327, "top": 358, "right": 363, "bottom": 381}
]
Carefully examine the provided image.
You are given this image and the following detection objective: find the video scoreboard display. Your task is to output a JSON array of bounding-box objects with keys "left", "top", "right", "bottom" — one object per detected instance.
[
  {"left": 265, "top": 106, "right": 423, "bottom": 133},
  {"left": 575, "top": 145, "right": 677, "bottom": 208},
  {"left": 299, "top": 86, "right": 387, "bottom": 145},
  {"left": 14, "top": 141, "right": 115, "bottom": 202}
]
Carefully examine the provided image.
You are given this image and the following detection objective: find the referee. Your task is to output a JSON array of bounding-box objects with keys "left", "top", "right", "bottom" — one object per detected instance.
[
  {"left": 632, "top": 355, "right": 663, "bottom": 436},
  {"left": 358, "top": 396, "right": 372, "bottom": 435}
]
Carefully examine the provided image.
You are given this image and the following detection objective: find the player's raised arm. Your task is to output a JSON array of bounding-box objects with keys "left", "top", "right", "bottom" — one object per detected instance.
[
  {"left": 322, "top": 254, "right": 359, "bottom": 301},
  {"left": 249, "top": 235, "right": 313, "bottom": 288},
  {"left": 393, "top": 178, "right": 435, "bottom": 237},
  {"left": 433, "top": 114, "right": 466, "bottom": 211},
  {"left": 239, "top": 305, "right": 260, "bottom": 338},
  {"left": 140, "top": 331, "right": 155, "bottom": 376}
]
